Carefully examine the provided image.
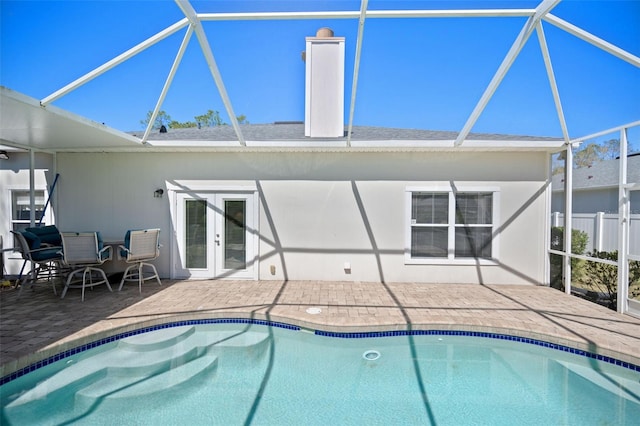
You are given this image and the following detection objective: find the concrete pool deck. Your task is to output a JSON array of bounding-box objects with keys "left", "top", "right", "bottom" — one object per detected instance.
[{"left": 1, "top": 280, "right": 640, "bottom": 378}]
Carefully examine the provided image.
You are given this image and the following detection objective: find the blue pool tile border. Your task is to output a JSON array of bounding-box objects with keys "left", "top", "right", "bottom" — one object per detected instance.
[{"left": 2, "top": 320, "right": 639, "bottom": 385}]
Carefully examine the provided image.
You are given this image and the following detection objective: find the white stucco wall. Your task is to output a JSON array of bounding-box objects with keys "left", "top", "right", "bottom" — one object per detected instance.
[{"left": 44, "top": 150, "right": 549, "bottom": 286}]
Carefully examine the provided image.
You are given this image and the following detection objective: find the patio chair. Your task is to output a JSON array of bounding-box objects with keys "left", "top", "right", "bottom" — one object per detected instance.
[
  {"left": 59, "top": 232, "right": 113, "bottom": 301},
  {"left": 25, "top": 225, "right": 62, "bottom": 247},
  {"left": 11, "top": 230, "right": 64, "bottom": 296},
  {"left": 118, "top": 228, "right": 162, "bottom": 293}
]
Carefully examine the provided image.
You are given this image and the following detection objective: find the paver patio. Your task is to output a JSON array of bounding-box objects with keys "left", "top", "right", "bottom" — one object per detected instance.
[{"left": 1, "top": 280, "right": 639, "bottom": 379}]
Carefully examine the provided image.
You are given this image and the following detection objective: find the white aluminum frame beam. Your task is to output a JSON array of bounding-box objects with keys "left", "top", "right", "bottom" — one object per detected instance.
[
  {"left": 29, "top": 150, "right": 35, "bottom": 228},
  {"left": 41, "top": 19, "right": 189, "bottom": 106},
  {"left": 175, "top": 0, "right": 246, "bottom": 146},
  {"left": 197, "top": 9, "right": 535, "bottom": 21},
  {"left": 563, "top": 142, "right": 573, "bottom": 295},
  {"left": 0, "top": 141, "right": 56, "bottom": 154},
  {"left": 142, "top": 25, "right": 194, "bottom": 143},
  {"left": 454, "top": 0, "right": 561, "bottom": 147},
  {"left": 346, "top": 0, "right": 368, "bottom": 147},
  {"left": 618, "top": 128, "right": 629, "bottom": 313},
  {"left": 33, "top": 1, "right": 639, "bottom": 152},
  {"left": 199, "top": 11, "right": 357, "bottom": 21},
  {"left": 536, "top": 22, "right": 570, "bottom": 143},
  {"left": 544, "top": 14, "right": 640, "bottom": 69},
  {"left": 367, "top": 9, "right": 535, "bottom": 19},
  {"left": 570, "top": 120, "right": 640, "bottom": 144}
]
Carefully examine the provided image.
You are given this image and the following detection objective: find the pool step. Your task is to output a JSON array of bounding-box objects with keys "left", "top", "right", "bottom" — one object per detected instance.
[
  {"left": 75, "top": 353, "right": 218, "bottom": 407},
  {"left": 105, "top": 330, "right": 269, "bottom": 375},
  {"left": 118, "top": 326, "right": 196, "bottom": 352},
  {"left": 7, "top": 327, "right": 270, "bottom": 408},
  {"left": 205, "top": 329, "right": 271, "bottom": 356},
  {"left": 558, "top": 361, "right": 640, "bottom": 404}
]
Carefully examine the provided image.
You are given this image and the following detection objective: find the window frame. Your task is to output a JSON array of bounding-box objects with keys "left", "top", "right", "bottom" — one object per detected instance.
[
  {"left": 9, "top": 188, "right": 50, "bottom": 232},
  {"left": 405, "top": 186, "right": 500, "bottom": 265}
]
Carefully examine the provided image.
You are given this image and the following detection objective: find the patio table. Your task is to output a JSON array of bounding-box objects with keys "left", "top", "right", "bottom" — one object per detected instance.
[{"left": 101, "top": 241, "right": 126, "bottom": 275}]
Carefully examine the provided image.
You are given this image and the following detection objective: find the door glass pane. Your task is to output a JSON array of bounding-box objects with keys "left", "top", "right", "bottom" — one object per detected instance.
[
  {"left": 185, "top": 199, "right": 207, "bottom": 268},
  {"left": 224, "top": 200, "right": 246, "bottom": 270}
]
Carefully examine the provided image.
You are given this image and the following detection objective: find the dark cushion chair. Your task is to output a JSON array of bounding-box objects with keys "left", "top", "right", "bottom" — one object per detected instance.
[
  {"left": 25, "top": 225, "right": 62, "bottom": 247},
  {"left": 20, "top": 229, "right": 62, "bottom": 261},
  {"left": 11, "top": 230, "right": 63, "bottom": 296}
]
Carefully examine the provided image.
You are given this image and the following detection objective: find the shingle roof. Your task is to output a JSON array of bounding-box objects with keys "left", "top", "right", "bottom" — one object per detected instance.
[
  {"left": 551, "top": 154, "right": 640, "bottom": 191},
  {"left": 131, "top": 123, "right": 561, "bottom": 142}
]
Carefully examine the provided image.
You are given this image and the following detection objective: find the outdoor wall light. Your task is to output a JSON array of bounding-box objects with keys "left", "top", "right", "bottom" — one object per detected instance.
[
  {"left": 154, "top": 189, "right": 164, "bottom": 198},
  {"left": 0, "top": 151, "right": 8, "bottom": 160}
]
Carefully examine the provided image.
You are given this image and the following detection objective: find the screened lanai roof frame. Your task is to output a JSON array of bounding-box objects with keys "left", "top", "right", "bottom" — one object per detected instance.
[
  {"left": 1, "top": 1, "right": 639, "bottom": 318},
  {"left": 28, "top": 0, "right": 639, "bottom": 150}
]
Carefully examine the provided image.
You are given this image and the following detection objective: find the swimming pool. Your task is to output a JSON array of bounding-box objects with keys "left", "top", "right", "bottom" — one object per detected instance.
[{"left": 1, "top": 320, "right": 639, "bottom": 425}]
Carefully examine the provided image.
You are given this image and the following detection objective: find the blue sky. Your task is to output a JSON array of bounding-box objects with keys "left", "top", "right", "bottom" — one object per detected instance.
[{"left": 1, "top": 0, "right": 639, "bottom": 138}]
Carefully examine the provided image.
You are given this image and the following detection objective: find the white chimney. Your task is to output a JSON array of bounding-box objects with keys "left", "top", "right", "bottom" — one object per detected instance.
[{"left": 304, "top": 28, "right": 345, "bottom": 138}]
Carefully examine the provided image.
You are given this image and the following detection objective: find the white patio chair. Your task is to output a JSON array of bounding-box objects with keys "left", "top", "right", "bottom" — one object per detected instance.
[
  {"left": 118, "top": 228, "right": 162, "bottom": 293},
  {"left": 59, "top": 232, "right": 113, "bottom": 301}
]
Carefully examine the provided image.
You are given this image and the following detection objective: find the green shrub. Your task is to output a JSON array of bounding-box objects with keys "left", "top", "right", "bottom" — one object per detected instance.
[
  {"left": 581, "top": 250, "right": 640, "bottom": 310},
  {"left": 549, "top": 227, "right": 589, "bottom": 290}
]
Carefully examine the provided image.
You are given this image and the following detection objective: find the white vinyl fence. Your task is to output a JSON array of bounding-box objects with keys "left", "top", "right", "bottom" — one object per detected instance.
[{"left": 551, "top": 212, "right": 640, "bottom": 255}]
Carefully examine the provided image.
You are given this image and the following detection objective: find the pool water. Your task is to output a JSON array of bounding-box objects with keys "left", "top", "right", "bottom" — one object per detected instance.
[{"left": 1, "top": 323, "right": 639, "bottom": 425}]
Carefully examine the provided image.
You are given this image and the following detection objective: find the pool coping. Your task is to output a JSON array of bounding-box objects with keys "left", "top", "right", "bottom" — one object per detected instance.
[{"left": 2, "top": 313, "right": 639, "bottom": 385}]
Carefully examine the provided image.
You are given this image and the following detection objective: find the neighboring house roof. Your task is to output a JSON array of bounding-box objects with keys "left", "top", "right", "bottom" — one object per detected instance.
[
  {"left": 131, "top": 123, "right": 562, "bottom": 142},
  {"left": 551, "top": 154, "right": 640, "bottom": 191}
]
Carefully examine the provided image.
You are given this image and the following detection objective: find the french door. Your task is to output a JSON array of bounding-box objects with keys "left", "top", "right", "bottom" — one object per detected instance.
[{"left": 175, "top": 192, "right": 256, "bottom": 279}]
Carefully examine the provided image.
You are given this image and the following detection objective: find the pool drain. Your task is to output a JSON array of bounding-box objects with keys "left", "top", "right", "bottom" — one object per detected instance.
[{"left": 363, "top": 350, "right": 381, "bottom": 361}]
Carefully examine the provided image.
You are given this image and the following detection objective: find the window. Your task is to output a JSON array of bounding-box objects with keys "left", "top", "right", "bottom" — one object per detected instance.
[
  {"left": 11, "top": 190, "right": 46, "bottom": 232},
  {"left": 406, "top": 187, "right": 498, "bottom": 263}
]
